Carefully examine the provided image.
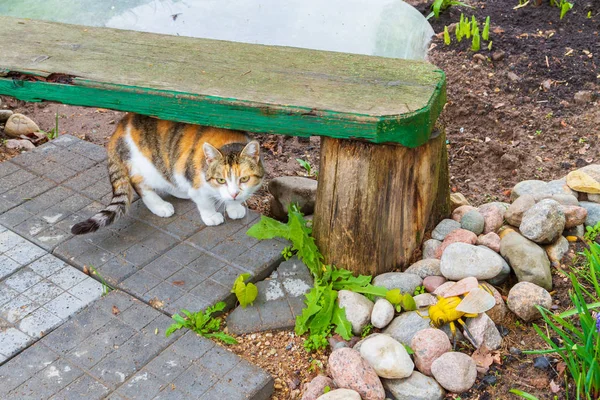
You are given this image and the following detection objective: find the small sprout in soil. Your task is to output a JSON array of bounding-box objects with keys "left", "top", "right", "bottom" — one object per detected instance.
[
  {"left": 231, "top": 273, "right": 258, "bottom": 308},
  {"left": 296, "top": 158, "right": 318, "bottom": 179},
  {"left": 558, "top": 0, "right": 574, "bottom": 19},
  {"left": 361, "top": 323, "right": 374, "bottom": 338},
  {"left": 444, "top": 26, "right": 451, "bottom": 45},
  {"left": 588, "top": 11, "right": 593, "bottom": 18},
  {"left": 427, "top": 0, "right": 473, "bottom": 20},
  {"left": 281, "top": 245, "right": 294, "bottom": 260},
  {"left": 535, "top": 129, "right": 543, "bottom": 136},
  {"left": 86, "top": 265, "right": 112, "bottom": 296},
  {"left": 413, "top": 285, "right": 426, "bottom": 296},
  {"left": 165, "top": 302, "right": 238, "bottom": 344},
  {"left": 584, "top": 221, "right": 600, "bottom": 243},
  {"left": 471, "top": 25, "right": 481, "bottom": 51},
  {"left": 482, "top": 16, "right": 490, "bottom": 41},
  {"left": 487, "top": 41, "right": 493, "bottom": 51},
  {"left": 546, "top": 112, "right": 554, "bottom": 119},
  {"left": 323, "top": 386, "right": 331, "bottom": 394}
]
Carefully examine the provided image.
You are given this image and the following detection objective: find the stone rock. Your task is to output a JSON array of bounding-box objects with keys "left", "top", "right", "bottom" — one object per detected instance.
[
  {"left": 383, "top": 371, "right": 445, "bottom": 400},
  {"left": 519, "top": 199, "right": 565, "bottom": 244},
  {"left": 477, "top": 232, "right": 501, "bottom": 253},
  {"left": 422, "top": 239, "right": 442, "bottom": 259},
  {"left": 546, "top": 179, "right": 577, "bottom": 197},
  {"left": 423, "top": 276, "right": 446, "bottom": 293},
  {"left": 481, "top": 246, "right": 511, "bottom": 285},
  {"left": 352, "top": 333, "right": 381, "bottom": 353},
  {"left": 478, "top": 204, "right": 505, "bottom": 234},
  {"left": 507, "top": 71, "right": 521, "bottom": 82},
  {"left": 0, "top": 109, "right": 13, "bottom": 122},
  {"left": 327, "top": 348, "right": 385, "bottom": 400},
  {"left": 451, "top": 205, "right": 476, "bottom": 222},
  {"left": 4, "top": 139, "right": 35, "bottom": 151},
  {"left": 3, "top": 113, "right": 40, "bottom": 138},
  {"left": 338, "top": 290, "right": 374, "bottom": 335},
  {"left": 383, "top": 311, "right": 431, "bottom": 345},
  {"left": 589, "top": 194, "right": 600, "bottom": 204},
  {"left": 464, "top": 313, "right": 502, "bottom": 350},
  {"left": 405, "top": 259, "right": 442, "bottom": 278},
  {"left": 564, "top": 224, "right": 584, "bottom": 240},
  {"left": 450, "top": 193, "right": 470, "bottom": 211},
  {"left": 507, "top": 282, "right": 552, "bottom": 321},
  {"left": 413, "top": 293, "right": 437, "bottom": 308},
  {"left": 561, "top": 205, "right": 588, "bottom": 228},
  {"left": 440, "top": 243, "right": 504, "bottom": 281},
  {"left": 545, "top": 236, "right": 569, "bottom": 266},
  {"left": 359, "top": 334, "right": 414, "bottom": 379},
  {"left": 302, "top": 375, "right": 335, "bottom": 400},
  {"left": 371, "top": 299, "right": 395, "bottom": 329},
  {"left": 500, "top": 231, "right": 552, "bottom": 290},
  {"left": 411, "top": 328, "right": 451, "bottom": 376},
  {"left": 580, "top": 201, "right": 600, "bottom": 227},
  {"left": 373, "top": 272, "right": 422, "bottom": 295},
  {"left": 566, "top": 169, "right": 600, "bottom": 194},
  {"left": 492, "top": 51, "right": 506, "bottom": 61},
  {"left": 460, "top": 210, "right": 485, "bottom": 235},
  {"left": 269, "top": 176, "right": 317, "bottom": 220},
  {"left": 573, "top": 90, "right": 594, "bottom": 104},
  {"left": 316, "top": 389, "right": 361, "bottom": 400},
  {"left": 505, "top": 194, "right": 535, "bottom": 226},
  {"left": 436, "top": 229, "right": 478, "bottom": 258},
  {"left": 512, "top": 179, "right": 574, "bottom": 201},
  {"left": 432, "top": 219, "right": 461, "bottom": 241},
  {"left": 430, "top": 352, "right": 477, "bottom": 393},
  {"left": 534, "top": 194, "right": 580, "bottom": 206},
  {"left": 480, "top": 283, "right": 509, "bottom": 324}
]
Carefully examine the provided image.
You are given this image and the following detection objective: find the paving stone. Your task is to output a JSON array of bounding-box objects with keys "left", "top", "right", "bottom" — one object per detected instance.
[
  {"left": 4, "top": 240, "right": 46, "bottom": 264},
  {"left": 3, "top": 267, "right": 43, "bottom": 292},
  {"left": 0, "top": 283, "right": 20, "bottom": 307},
  {"left": 0, "top": 254, "right": 21, "bottom": 279},
  {"left": 68, "top": 277, "right": 104, "bottom": 303},
  {"left": 50, "top": 374, "right": 110, "bottom": 400},
  {"left": 0, "top": 294, "right": 40, "bottom": 323},
  {"left": 48, "top": 266, "right": 88, "bottom": 290},
  {"left": 28, "top": 254, "right": 68, "bottom": 277},
  {"left": 8, "top": 359, "right": 83, "bottom": 399},
  {"left": 118, "top": 370, "right": 165, "bottom": 399},
  {"left": 18, "top": 307, "right": 63, "bottom": 338},
  {"left": 0, "top": 327, "right": 33, "bottom": 358},
  {"left": 145, "top": 347, "right": 193, "bottom": 382},
  {"left": 44, "top": 292, "right": 86, "bottom": 320},
  {"left": 23, "top": 280, "right": 64, "bottom": 305},
  {"left": 173, "top": 365, "right": 220, "bottom": 397},
  {"left": 0, "top": 342, "right": 59, "bottom": 390}
]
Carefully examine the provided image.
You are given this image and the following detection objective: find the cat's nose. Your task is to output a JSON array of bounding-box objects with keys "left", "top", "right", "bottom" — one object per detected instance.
[{"left": 231, "top": 192, "right": 239, "bottom": 199}]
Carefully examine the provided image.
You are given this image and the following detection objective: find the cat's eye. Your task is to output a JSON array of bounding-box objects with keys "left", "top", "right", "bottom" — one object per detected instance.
[
  {"left": 216, "top": 178, "right": 226, "bottom": 184},
  {"left": 240, "top": 176, "right": 250, "bottom": 183}
]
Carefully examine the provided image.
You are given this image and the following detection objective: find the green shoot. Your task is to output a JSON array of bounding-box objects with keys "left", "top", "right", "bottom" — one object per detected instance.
[
  {"left": 487, "top": 41, "right": 493, "bottom": 51},
  {"left": 559, "top": 0, "right": 573, "bottom": 19},
  {"left": 281, "top": 246, "right": 294, "bottom": 260},
  {"left": 456, "top": 14, "right": 465, "bottom": 42},
  {"left": 584, "top": 221, "right": 600, "bottom": 243},
  {"left": 509, "top": 389, "right": 540, "bottom": 400},
  {"left": 428, "top": 0, "right": 473, "bottom": 19},
  {"left": 87, "top": 265, "right": 112, "bottom": 296},
  {"left": 471, "top": 25, "right": 481, "bottom": 51},
  {"left": 165, "top": 302, "right": 238, "bottom": 344},
  {"left": 588, "top": 11, "right": 593, "bottom": 18},
  {"left": 296, "top": 158, "right": 318, "bottom": 179},
  {"left": 444, "top": 26, "right": 451, "bottom": 45},
  {"left": 482, "top": 16, "right": 490, "bottom": 41},
  {"left": 231, "top": 273, "right": 258, "bottom": 308},
  {"left": 361, "top": 323, "right": 374, "bottom": 338}
]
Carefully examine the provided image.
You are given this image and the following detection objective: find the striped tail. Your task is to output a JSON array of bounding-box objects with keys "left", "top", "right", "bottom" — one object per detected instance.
[{"left": 71, "top": 155, "right": 132, "bottom": 235}]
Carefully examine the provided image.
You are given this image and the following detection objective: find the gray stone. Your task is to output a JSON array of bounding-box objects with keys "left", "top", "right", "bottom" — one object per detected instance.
[
  {"left": 413, "top": 293, "right": 437, "bottom": 309},
  {"left": 561, "top": 205, "right": 588, "bottom": 229},
  {"left": 574, "top": 90, "right": 594, "bottom": 104},
  {"left": 4, "top": 113, "right": 40, "bottom": 138},
  {"left": 383, "top": 371, "right": 445, "bottom": 400},
  {"left": 464, "top": 313, "right": 502, "bottom": 350},
  {"left": 519, "top": 199, "right": 565, "bottom": 244},
  {"left": 430, "top": 352, "right": 477, "bottom": 393},
  {"left": 405, "top": 259, "right": 441, "bottom": 278},
  {"left": 373, "top": 272, "right": 422, "bottom": 295},
  {"left": 317, "top": 389, "right": 361, "bottom": 400},
  {"left": 507, "top": 282, "right": 552, "bottom": 321},
  {"left": 338, "top": 290, "right": 374, "bottom": 335},
  {"left": 422, "top": 239, "right": 442, "bottom": 259},
  {"left": 545, "top": 236, "right": 569, "bottom": 266},
  {"left": 537, "top": 194, "right": 580, "bottom": 206},
  {"left": 359, "top": 334, "right": 414, "bottom": 379},
  {"left": 564, "top": 224, "right": 584, "bottom": 239},
  {"left": 505, "top": 194, "right": 535, "bottom": 226},
  {"left": 580, "top": 201, "right": 600, "bottom": 227},
  {"left": 500, "top": 231, "right": 552, "bottom": 290},
  {"left": 269, "top": 176, "right": 317, "bottom": 220},
  {"left": 439, "top": 243, "right": 504, "bottom": 281},
  {"left": 371, "top": 298, "right": 395, "bottom": 329},
  {"left": 460, "top": 210, "right": 485, "bottom": 235},
  {"left": 302, "top": 375, "right": 334, "bottom": 400},
  {"left": 482, "top": 246, "right": 511, "bottom": 285},
  {"left": 0, "top": 109, "right": 13, "bottom": 122},
  {"left": 512, "top": 179, "right": 575, "bottom": 201},
  {"left": 588, "top": 194, "right": 600, "bottom": 204},
  {"left": 432, "top": 219, "right": 461, "bottom": 241},
  {"left": 383, "top": 311, "right": 431, "bottom": 345}
]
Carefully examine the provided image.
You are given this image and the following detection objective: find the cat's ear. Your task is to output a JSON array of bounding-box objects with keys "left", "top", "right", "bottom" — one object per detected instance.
[
  {"left": 203, "top": 143, "right": 223, "bottom": 164},
  {"left": 241, "top": 141, "right": 260, "bottom": 162}
]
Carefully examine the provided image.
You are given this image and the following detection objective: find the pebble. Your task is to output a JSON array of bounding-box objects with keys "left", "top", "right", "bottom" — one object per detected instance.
[
  {"left": 507, "top": 71, "right": 521, "bottom": 82},
  {"left": 476, "top": 232, "right": 501, "bottom": 253},
  {"left": 477, "top": 204, "right": 505, "bottom": 234},
  {"left": 383, "top": 371, "right": 445, "bottom": 400},
  {"left": 509, "top": 347, "right": 522, "bottom": 355},
  {"left": 460, "top": 210, "right": 485, "bottom": 235},
  {"left": 534, "top": 194, "right": 580, "bottom": 206},
  {"left": 372, "top": 272, "right": 422, "bottom": 295},
  {"left": 507, "top": 282, "right": 552, "bottom": 321},
  {"left": 359, "top": 334, "right": 414, "bottom": 379},
  {"left": 383, "top": 311, "right": 431, "bottom": 345},
  {"left": 352, "top": 333, "right": 381, "bottom": 353},
  {"left": 327, "top": 348, "right": 385, "bottom": 400},
  {"left": 0, "top": 109, "right": 13, "bottom": 122},
  {"left": 430, "top": 352, "right": 477, "bottom": 393},
  {"left": 405, "top": 259, "right": 442, "bottom": 278},
  {"left": 589, "top": 194, "right": 600, "bottom": 204},
  {"left": 5, "top": 139, "right": 35, "bottom": 150},
  {"left": 545, "top": 236, "right": 569, "bottom": 266},
  {"left": 519, "top": 199, "right": 565, "bottom": 244},
  {"left": 505, "top": 194, "right": 535, "bottom": 226},
  {"left": 436, "top": 229, "right": 478, "bottom": 258},
  {"left": 561, "top": 205, "right": 588, "bottom": 228},
  {"left": 432, "top": 219, "right": 461, "bottom": 241},
  {"left": 268, "top": 176, "right": 317, "bottom": 220},
  {"left": 511, "top": 179, "right": 574, "bottom": 201},
  {"left": 371, "top": 299, "right": 395, "bottom": 329},
  {"left": 546, "top": 179, "right": 577, "bottom": 197},
  {"left": 482, "top": 246, "right": 511, "bottom": 285},
  {"left": 567, "top": 169, "right": 600, "bottom": 194},
  {"left": 533, "top": 356, "right": 552, "bottom": 370},
  {"left": 423, "top": 276, "right": 447, "bottom": 293},
  {"left": 579, "top": 201, "right": 600, "bottom": 227},
  {"left": 3, "top": 113, "right": 40, "bottom": 137},
  {"left": 439, "top": 243, "right": 504, "bottom": 281},
  {"left": 316, "top": 389, "right": 361, "bottom": 400},
  {"left": 480, "top": 283, "right": 509, "bottom": 324},
  {"left": 338, "top": 290, "right": 374, "bottom": 335},
  {"left": 302, "top": 375, "right": 335, "bottom": 400},
  {"left": 500, "top": 231, "right": 552, "bottom": 290},
  {"left": 450, "top": 192, "right": 470, "bottom": 211},
  {"left": 464, "top": 313, "right": 502, "bottom": 350},
  {"left": 422, "top": 239, "right": 442, "bottom": 259},
  {"left": 413, "top": 293, "right": 437, "bottom": 308},
  {"left": 411, "top": 328, "right": 451, "bottom": 376},
  {"left": 451, "top": 205, "right": 476, "bottom": 222},
  {"left": 491, "top": 50, "right": 506, "bottom": 61}
]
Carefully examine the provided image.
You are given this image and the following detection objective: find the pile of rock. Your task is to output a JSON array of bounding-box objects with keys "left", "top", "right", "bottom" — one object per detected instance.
[{"left": 0, "top": 98, "right": 45, "bottom": 151}]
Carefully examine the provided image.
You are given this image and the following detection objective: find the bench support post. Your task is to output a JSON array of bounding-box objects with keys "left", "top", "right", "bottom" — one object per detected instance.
[{"left": 313, "top": 128, "right": 450, "bottom": 276}]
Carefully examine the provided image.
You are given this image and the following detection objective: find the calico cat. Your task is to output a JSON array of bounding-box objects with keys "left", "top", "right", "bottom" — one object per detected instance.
[{"left": 71, "top": 113, "right": 264, "bottom": 235}]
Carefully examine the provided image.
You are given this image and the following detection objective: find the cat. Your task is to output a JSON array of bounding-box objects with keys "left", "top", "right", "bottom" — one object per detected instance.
[{"left": 71, "top": 113, "right": 264, "bottom": 235}]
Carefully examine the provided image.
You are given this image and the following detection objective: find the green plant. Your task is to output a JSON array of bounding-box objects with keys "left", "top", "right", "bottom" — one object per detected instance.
[
  {"left": 282, "top": 246, "right": 294, "bottom": 260},
  {"left": 296, "top": 158, "right": 318, "bottom": 179},
  {"left": 509, "top": 389, "right": 539, "bottom": 399},
  {"left": 588, "top": 11, "right": 593, "bottom": 18},
  {"left": 524, "top": 242, "right": 600, "bottom": 399},
  {"left": 585, "top": 221, "right": 600, "bottom": 243},
  {"left": 165, "top": 302, "right": 238, "bottom": 344},
  {"left": 386, "top": 289, "right": 417, "bottom": 313},
  {"left": 427, "top": 0, "right": 473, "bottom": 19},
  {"left": 40, "top": 109, "right": 60, "bottom": 140},
  {"left": 87, "top": 265, "right": 112, "bottom": 296},
  {"left": 559, "top": 0, "right": 573, "bottom": 19},
  {"left": 482, "top": 16, "right": 490, "bottom": 41},
  {"left": 443, "top": 26, "right": 451, "bottom": 45},
  {"left": 323, "top": 386, "right": 331, "bottom": 394},
  {"left": 413, "top": 285, "right": 426, "bottom": 296},
  {"left": 247, "top": 205, "right": 388, "bottom": 351},
  {"left": 231, "top": 273, "right": 258, "bottom": 308},
  {"left": 471, "top": 25, "right": 481, "bottom": 51},
  {"left": 361, "top": 323, "right": 374, "bottom": 338}
]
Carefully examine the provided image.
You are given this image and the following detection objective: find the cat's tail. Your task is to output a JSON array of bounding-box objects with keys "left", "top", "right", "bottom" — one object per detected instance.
[{"left": 71, "top": 153, "right": 132, "bottom": 235}]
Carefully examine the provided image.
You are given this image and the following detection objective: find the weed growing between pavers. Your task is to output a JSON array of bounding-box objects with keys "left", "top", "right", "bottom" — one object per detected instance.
[{"left": 166, "top": 301, "right": 237, "bottom": 344}]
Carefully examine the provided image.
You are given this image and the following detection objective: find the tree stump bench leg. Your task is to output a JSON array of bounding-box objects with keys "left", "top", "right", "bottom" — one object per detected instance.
[{"left": 313, "top": 128, "right": 450, "bottom": 276}]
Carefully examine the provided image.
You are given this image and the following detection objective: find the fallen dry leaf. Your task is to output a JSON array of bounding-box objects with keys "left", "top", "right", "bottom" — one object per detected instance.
[
  {"left": 112, "top": 305, "right": 120, "bottom": 315},
  {"left": 471, "top": 345, "right": 494, "bottom": 374},
  {"left": 556, "top": 361, "right": 566, "bottom": 375},
  {"left": 172, "top": 281, "right": 185, "bottom": 286},
  {"left": 550, "top": 380, "right": 561, "bottom": 393},
  {"left": 149, "top": 297, "right": 164, "bottom": 309},
  {"left": 83, "top": 265, "right": 90, "bottom": 275}
]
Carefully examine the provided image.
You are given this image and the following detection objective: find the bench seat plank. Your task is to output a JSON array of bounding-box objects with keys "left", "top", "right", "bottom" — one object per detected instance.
[{"left": 0, "top": 16, "right": 445, "bottom": 147}]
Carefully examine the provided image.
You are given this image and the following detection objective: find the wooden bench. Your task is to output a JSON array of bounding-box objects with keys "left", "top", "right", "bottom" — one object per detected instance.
[{"left": 0, "top": 16, "right": 448, "bottom": 275}]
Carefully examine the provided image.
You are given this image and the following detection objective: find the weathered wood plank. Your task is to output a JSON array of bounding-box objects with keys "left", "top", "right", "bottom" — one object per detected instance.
[{"left": 0, "top": 16, "right": 445, "bottom": 146}]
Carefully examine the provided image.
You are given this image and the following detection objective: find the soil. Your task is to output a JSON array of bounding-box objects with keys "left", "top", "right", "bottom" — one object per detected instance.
[{"left": 1, "top": 1, "right": 599, "bottom": 399}]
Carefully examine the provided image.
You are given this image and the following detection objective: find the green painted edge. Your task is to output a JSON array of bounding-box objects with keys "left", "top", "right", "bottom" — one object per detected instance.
[{"left": 0, "top": 71, "right": 445, "bottom": 147}]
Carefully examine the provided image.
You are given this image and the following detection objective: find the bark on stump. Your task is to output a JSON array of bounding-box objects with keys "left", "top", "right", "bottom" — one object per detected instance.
[{"left": 313, "top": 128, "right": 449, "bottom": 276}]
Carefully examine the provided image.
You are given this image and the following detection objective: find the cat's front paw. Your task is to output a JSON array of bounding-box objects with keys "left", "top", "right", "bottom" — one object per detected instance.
[
  {"left": 201, "top": 211, "right": 225, "bottom": 226},
  {"left": 226, "top": 203, "right": 246, "bottom": 220},
  {"left": 149, "top": 202, "right": 175, "bottom": 218}
]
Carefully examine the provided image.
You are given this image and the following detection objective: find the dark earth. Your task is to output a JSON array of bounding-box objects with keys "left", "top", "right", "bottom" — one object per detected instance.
[{"left": 1, "top": 1, "right": 599, "bottom": 399}]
